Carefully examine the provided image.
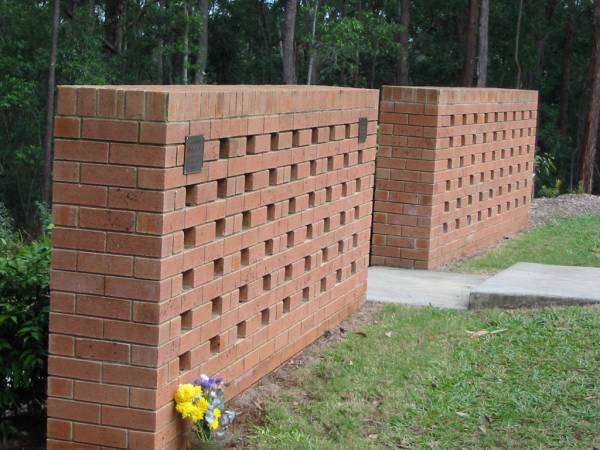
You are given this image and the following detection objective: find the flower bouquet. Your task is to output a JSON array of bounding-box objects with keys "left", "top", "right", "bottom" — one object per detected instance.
[{"left": 174, "top": 375, "right": 236, "bottom": 450}]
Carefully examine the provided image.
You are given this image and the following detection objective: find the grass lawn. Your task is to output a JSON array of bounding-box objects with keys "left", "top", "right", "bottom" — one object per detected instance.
[
  {"left": 249, "top": 306, "right": 600, "bottom": 450},
  {"left": 450, "top": 214, "right": 600, "bottom": 273}
]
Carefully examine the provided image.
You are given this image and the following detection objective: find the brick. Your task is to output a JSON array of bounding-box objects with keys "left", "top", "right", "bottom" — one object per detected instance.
[
  {"left": 80, "top": 164, "right": 137, "bottom": 187},
  {"left": 82, "top": 119, "right": 139, "bottom": 142},
  {"left": 74, "top": 381, "right": 129, "bottom": 406},
  {"left": 55, "top": 139, "right": 109, "bottom": 163}
]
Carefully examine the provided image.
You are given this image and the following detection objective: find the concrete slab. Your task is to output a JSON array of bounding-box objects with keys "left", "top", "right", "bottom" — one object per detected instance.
[
  {"left": 469, "top": 262, "right": 600, "bottom": 309},
  {"left": 367, "top": 266, "right": 489, "bottom": 309}
]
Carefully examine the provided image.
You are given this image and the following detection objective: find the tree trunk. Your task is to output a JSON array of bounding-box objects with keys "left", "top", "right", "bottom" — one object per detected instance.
[
  {"left": 462, "top": 0, "right": 480, "bottom": 87},
  {"left": 182, "top": 2, "right": 189, "bottom": 84},
  {"left": 42, "top": 0, "right": 61, "bottom": 205},
  {"left": 398, "top": 0, "right": 410, "bottom": 85},
  {"left": 532, "top": 0, "right": 557, "bottom": 87},
  {"left": 194, "top": 0, "right": 209, "bottom": 84},
  {"left": 514, "top": 0, "right": 524, "bottom": 88},
  {"left": 105, "top": 0, "right": 124, "bottom": 54},
  {"left": 476, "top": 0, "right": 489, "bottom": 86},
  {"left": 559, "top": 15, "right": 575, "bottom": 137},
  {"left": 282, "top": 0, "right": 298, "bottom": 84},
  {"left": 307, "top": 0, "right": 321, "bottom": 85},
  {"left": 578, "top": 0, "right": 600, "bottom": 193}
]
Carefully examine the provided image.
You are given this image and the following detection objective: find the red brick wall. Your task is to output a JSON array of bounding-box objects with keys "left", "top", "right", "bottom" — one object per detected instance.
[
  {"left": 372, "top": 86, "right": 537, "bottom": 269},
  {"left": 48, "top": 85, "right": 379, "bottom": 449}
]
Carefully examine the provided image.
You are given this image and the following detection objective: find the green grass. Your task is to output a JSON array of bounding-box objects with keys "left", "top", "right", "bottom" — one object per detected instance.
[
  {"left": 250, "top": 306, "right": 600, "bottom": 450},
  {"left": 450, "top": 214, "right": 600, "bottom": 273}
]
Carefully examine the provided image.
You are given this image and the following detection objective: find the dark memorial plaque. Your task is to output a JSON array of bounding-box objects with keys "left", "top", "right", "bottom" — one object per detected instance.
[
  {"left": 184, "top": 135, "right": 205, "bottom": 174},
  {"left": 358, "top": 117, "right": 368, "bottom": 143}
]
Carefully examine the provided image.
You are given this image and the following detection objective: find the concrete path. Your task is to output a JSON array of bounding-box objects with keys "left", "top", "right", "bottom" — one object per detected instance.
[
  {"left": 469, "top": 262, "right": 600, "bottom": 309},
  {"left": 367, "top": 266, "right": 489, "bottom": 309}
]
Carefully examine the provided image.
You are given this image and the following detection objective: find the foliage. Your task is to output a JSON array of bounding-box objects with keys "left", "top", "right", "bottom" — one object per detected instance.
[
  {"left": 250, "top": 305, "right": 600, "bottom": 449},
  {"left": 451, "top": 214, "right": 600, "bottom": 273},
  {"left": 0, "top": 204, "right": 50, "bottom": 442}
]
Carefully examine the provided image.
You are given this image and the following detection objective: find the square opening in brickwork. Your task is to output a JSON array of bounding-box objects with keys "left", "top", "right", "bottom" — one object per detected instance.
[
  {"left": 291, "top": 164, "right": 299, "bottom": 181},
  {"left": 492, "top": 151, "right": 497, "bottom": 161},
  {"left": 523, "top": 196, "right": 527, "bottom": 205},
  {"left": 263, "top": 274, "right": 272, "bottom": 291},
  {"left": 455, "top": 219, "right": 460, "bottom": 229},
  {"left": 246, "top": 136, "right": 256, "bottom": 154},
  {"left": 303, "top": 287, "right": 310, "bottom": 302},
  {"left": 219, "top": 139, "right": 228, "bottom": 159},
  {"left": 239, "top": 285, "right": 249, "bottom": 302},
  {"left": 244, "top": 173, "right": 253, "bottom": 192},
  {"left": 336, "top": 269, "right": 342, "bottom": 283},
  {"left": 444, "top": 201, "right": 450, "bottom": 212},
  {"left": 327, "top": 157, "right": 334, "bottom": 171},
  {"left": 310, "top": 160, "right": 317, "bottom": 176},
  {"left": 267, "top": 203, "right": 276, "bottom": 221},
  {"left": 446, "top": 180, "right": 451, "bottom": 191},
  {"left": 185, "top": 186, "right": 196, "bottom": 206},
  {"left": 325, "top": 187, "right": 333, "bottom": 203},
  {"left": 270, "top": 133, "right": 278, "bottom": 151},
  {"left": 458, "top": 178, "right": 463, "bottom": 188},
  {"left": 211, "top": 297, "right": 223, "bottom": 317},
  {"left": 289, "top": 198, "right": 296, "bottom": 213},
  {"left": 525, "top": 179, "right": 528, "bottom": 188},
  {"left": 338, "top": 240, "right": 344, "bottom": 254},
  {"left": 209, "top": 336, "right": 221, "bottom": 354},
  {"left": 322, "top": 247, "right": 329, "bottom": 262},
  {"left": 460, "top": 156, "right": 465, "bottom": 167},
  {"left": 497, "top": 205, "right": 502, "bottom": 214},
  {"left": 480, "top": 172, "right": 485, "bottom": 182},
  {"left": 214, "top": 258, "right": 224, "bottom": 276},
  {"left": 479, "top": 192, "right": 484, "bottom": 201},
  {"left": 236, "top": 321, "right": 247, "bottom": 340},
  {"left": 329, "top": 126, "right": 335, "bottom": 140},
  {"left": 183, "top": 227, "right": 195, "bottom": 248},
  {"left": 308, "top": 192, "right": 316, "bottom": 208},
  {"left": 182, "top": 269, "right": 194, "bottom": 290},
  {"left": 269, "top": 168, "right": 277, "bottom": 186},
  {"left": 311, "top": 128, "right": 318, "bottom": 144},
  {"left": 286, "top": 231, "right": 294, "bottom": 248},
  {"left": 292, "top": 130, "right": 300, "bottom": 147},
  {"left": 356, "top": 178, "right": 362, "bottom": 191},
  {"left": 353, "top": 233, "right": 359, "bottom": 248},
  {"left": 471, "top": 154, "right": 476, "bottom": 165},
  {"left": 482, "top": 153, "right": 487, "bottom": 163},
  {"left": 358, "top": 150, "right": 364, "bottom": 164},
  {"left": 478, "top": 211, "right": 482, "bottom": 221},
  {"left": 181, "top": 309, "right": 193, "bottom": 330},
  {"left": 305, "top": 255, "right": 312, "bottom": 271},
  {"left": 179, "top": 351, "right": 191, "bottom": 371},
  {"left": 488, "top": 208, "right": 492, "bottom": 217},
  {"left": 217, "top": 179, "right": 227, "bottom": 198},
  {"left": 345, "top": 124, "right": 351, "bottom": 139},
  {"left": 242, "top": 211, "right": 251, "bottom": 229},
  {"left": 468, "top": 195, "right": 473, "bottom": 205},
  {"left": 340, "top": 211, "right": 347, "bottom": 225},
  {"left": 470, "top": 175, "right": 475, "bottom": 185},
  {"left": 489, "top": 189, "right": 494, "bottom": 199},
  {"left": 515, "top": 198, "right": 519, "bottom": 207},
  {"left": 490, "top": 170, "right": 495, "bottom": 181},
  {"left": 324, "top": 217, "right": 331, "bottom": 232},
  {"left": 265, "top": 239, "right": 274, "bottom": 256},
  {"left": 354, "top": 206, "right": 360, "bottom": 219},
  {"left": 261, "top": 308, "right": 270, "bottom": 326},
  {"left": 467, "top": 215, "right": 472, "bottom": 225},
  {"left": 285, "top": 264, "right": 293, "bottom": 281},
  {"left": 241, "top": 248, "right": 250, "bottom": 266},
  {"left": 283, "top": 297, "right": 291, "bottom": 314},
  {"left": 499, "top": 186, "right": 503, "bottom": 195},
  {"left": 215, "top": 219, "right": 226, "bottom": 237},
  {"left": 506, "top": 201, "right": 511, "bottom": 211},
  {"left": 344, "top": 153, "right": 350, "bottom": 167},
  {"left": 525, "top": 162, "right": 529, "bottom": 171},
  {"left": 351, "top": 261, "right": 357, "bottom": 275},
  {"left": 320, "top": 277, "right": 327, "bottom": 293},
  {"left": 342, "top": 182, "right": 348, "bottom": 197},
  {"left": 447, "top": 159, "right": 452, "bottom": 169},
  {"left": 500, "top": 168, "right": 504, "bottom": 178},
  {"left": 510, "top": 148, "right": 515, "bottom": 157}
]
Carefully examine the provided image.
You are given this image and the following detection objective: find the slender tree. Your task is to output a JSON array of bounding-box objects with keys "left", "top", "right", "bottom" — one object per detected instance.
[
  {"left": 476, "top": 0, "right": 489, "bottom": 86},
  {"left": 559, "top": 12, "right": 575, "bottom": 137},
  {"left": 463, "top": 0, "right": 480, "bottom": 86},
  {"left": 578, "top": 0, "right": 600, "bottom": 193},
  {"left": 194, "top": 0, "right": 209, "bottom": 84},
  {"left": 42, "top": 0, "right": 61, "bottom": 204},
  {"left": 398, "top": 0, "right": 410, "bottom": 85},
  {"left": 282, "top": 0, "right": 298, "bottom": 84},
  {"left": 307, "top": 0, "right": 321, "bottom": 85},
  {"left": 514, "top": 0, "right": 524, "bottom": 88},
  {"left": 182, "top": 2, "right": 189, "bottom": 84}
]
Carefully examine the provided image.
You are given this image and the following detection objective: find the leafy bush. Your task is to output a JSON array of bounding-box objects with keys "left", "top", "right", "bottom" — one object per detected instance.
[{"left": 0, "top": 204, "right": 50, "bottom": 442}]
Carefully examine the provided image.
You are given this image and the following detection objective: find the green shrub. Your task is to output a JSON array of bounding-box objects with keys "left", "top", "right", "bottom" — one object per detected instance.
[{"left": 0, "top": 204, "right": 50, "bottom": 442}]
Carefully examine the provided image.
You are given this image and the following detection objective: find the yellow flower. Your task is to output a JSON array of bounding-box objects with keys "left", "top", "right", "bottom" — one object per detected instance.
[
  {"left": 174, "top": 384, "right": 202, "bottom": 404},
  {"left": 213, "top": 408, "right": 221, "bottom": 419},
  {"left": 208, "top": 418, "right": 219, "bottom": 430}
]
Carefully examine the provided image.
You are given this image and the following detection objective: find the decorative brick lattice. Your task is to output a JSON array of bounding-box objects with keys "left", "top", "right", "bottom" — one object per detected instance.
[
  {"left": 372, "top": 86, "right": 537, "bottom": 269},
  {"left": 48, "top": 85, "right": 379, "bottom": 449}
]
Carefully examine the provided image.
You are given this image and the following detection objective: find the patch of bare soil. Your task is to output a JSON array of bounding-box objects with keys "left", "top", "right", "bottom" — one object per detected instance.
[
  {"left": 530, "top": 194, "right": 600, "bottom": 227},
  {"left": 227, "top": 302, "right": 384, "bottom": 449}
]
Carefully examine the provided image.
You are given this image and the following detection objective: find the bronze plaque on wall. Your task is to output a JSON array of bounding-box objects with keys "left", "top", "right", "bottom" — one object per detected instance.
[{"left": 184, "top": 135, "right": 205, "bottom": 174}]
